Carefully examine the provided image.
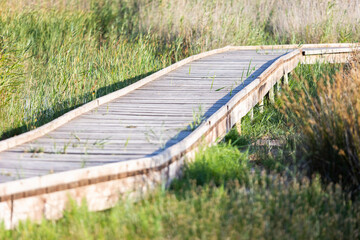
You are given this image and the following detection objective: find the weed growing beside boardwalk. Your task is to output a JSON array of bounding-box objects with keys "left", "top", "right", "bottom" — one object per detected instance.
[{"left": 0, "top": 0, "right": 359, "bottom": 139}]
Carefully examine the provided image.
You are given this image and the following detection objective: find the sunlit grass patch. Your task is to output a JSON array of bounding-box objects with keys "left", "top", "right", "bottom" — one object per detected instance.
[{"left": 172, "top": 144, "right": 250, "bottom": 190}]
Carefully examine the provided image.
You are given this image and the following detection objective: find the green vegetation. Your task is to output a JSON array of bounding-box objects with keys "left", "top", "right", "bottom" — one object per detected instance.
[
  {"left": 1, "top": 0, "right": 360, "bottom": 238},
  {"left": 2, "top": 165, "right": 359, "bottom": 239},
  {"left": 1, "top": 0, "right": 359, "bottom": 139},
  {"left": 281, "top": 57, "right": 360, "bottom": 194},
  {"left": 0, "top": 1, "right": 194, "bottom": 139},
  {"left": 3, "top": 62, "right": 360, "bottom": 239}
]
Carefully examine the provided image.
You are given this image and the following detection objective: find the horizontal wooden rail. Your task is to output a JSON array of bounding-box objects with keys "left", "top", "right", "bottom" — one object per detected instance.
[
  {"left": 0, "top": 43, "right": 358, "bottom": 228},
  {"left": 303, "top": 47, "right": 354, "bottom": 55}
]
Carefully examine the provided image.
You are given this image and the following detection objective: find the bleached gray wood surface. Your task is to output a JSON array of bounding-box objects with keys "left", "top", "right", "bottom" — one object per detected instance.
[{"left": 0, "top": 49, "right": 290, "bottom": 183}]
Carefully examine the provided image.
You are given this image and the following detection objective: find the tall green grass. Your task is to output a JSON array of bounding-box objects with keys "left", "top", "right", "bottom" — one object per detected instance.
[
  {"left": 0, "top": 39, "right": 24, "bottom": 109},
  {"left": 1, "top": 0, "right": 359, "bottom": 139},
  {"left": 0, "top": 1, "right": 192, "bottom": 139}
]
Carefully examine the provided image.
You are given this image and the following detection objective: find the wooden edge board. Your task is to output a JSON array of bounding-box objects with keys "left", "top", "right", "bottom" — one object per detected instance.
[
  {"left": 301, "top": 43, "right": 359, "bottom": 49},
  {"left": 226, "top": 43, "right": 359, "bottom": 50},
  {"left": 0, "top": 43, "right": 357, "bottom": 153},
  {"left": 303, "top": 47, "right": 357, "bottom": 55}
]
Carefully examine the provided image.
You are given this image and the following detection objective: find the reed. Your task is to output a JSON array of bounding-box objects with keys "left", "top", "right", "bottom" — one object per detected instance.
[
  {"left": 0, "top": 1, "right": 192, "bottom": 138},
  {"left": 281, "top": 53, "right": 360, "bottom": 194},
  {"left": 1, "top": 0, "right": 359, "bottom": 138}
]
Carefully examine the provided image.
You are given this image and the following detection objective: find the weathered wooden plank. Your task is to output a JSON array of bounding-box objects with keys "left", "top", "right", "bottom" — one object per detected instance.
[
  {"left": 145, "top": 81, "right": 247, "bottom": 85},
  {"left": 82, "top": 111, "right": 219, "bottom": 118},
  {"left": 37, "top": 133, "right": 189, "bottom": 143},
  {"left": 55, "top": 123, "right": 189, "bottom": 130},
  {"left": 166, "top": 67, "right": 268, "bottom": 73},
  {"left": 120, "top": 89, "right": 243, "bottom": 94},
  {"left": 0, "top": 152, "right": 153, "bottom": 162},
  {"left": 79, "top": 112, "right": 210, "bottom": 118},
  {"left": 49, "top": 129, "right": 189, "bottom": 136},
  {"left": 13, "top": 144, "right": 166, "bottom": 153},
  {"left": 0, "top": 161, "right": 92, "bottom": 171},
  {"left": 144, "top": 83, "right": 247, "bottom": 88},
  {"left": 108, "top": 93, "right": 239, "bottom": 99},
  {"left": 22, "top": 131, "right": 191, "bottom": 143},
  {"left": 0, "top": 175, "right": 16, "bottom": 184},
  {"left": 194, "top": 55, "right": 280, "bottom": 60},
  {"left": 106, "top": 99, "right": 232, "bottom": 105},
  {"left": 91, "top": 107, "right": 220, "bottom": 114},
  {"left": 116, "top": 96, "right": 234, "bottom": 102},
  {"left": 129, "top": 87, "right": 243, "bottom": 91},
  {"left": 180, "top": 64, "right": 270, "bottom": 68},
  {"left": 107, "top": 100, "right": 230, "bottom": 105},
  {"left": 94, "top": 105, "right": 219, "bottom": 111},
  {"left": 176, "top": 62, "right": 269, "bottom": 67},
  {"left": 57, "top": 121, "right": 190, "bottom": 127},
  {"left": 166, "top": 73, "right": 261, "bottom": 78},
  {"left": 77, "top": 116, "right": 201, "bottom": 122},
  {"left": 156, "top": 76, "right": 253, "bottom": 80},
  {"left": 6, "top": 147, "right": 165, "bottom": 156}
]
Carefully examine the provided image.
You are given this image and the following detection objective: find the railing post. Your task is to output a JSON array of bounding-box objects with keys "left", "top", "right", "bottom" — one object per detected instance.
[
  {"left": 250, "top": 108, "right": 254, "bottom": 120},
  {"left": 236, "top": 118, "right": 241, "bottom": 135},
  {"left": 269, "top": 86, "right": 275, "bottom": 104},
  {"left": 284, "top": 72, "right": 289, "bottom": 85},
  {"left": 276, "top": 81, "right": 281, "bottom": 96},
  {"left": 259, "top": 97, "right": 264, "bottom": 113}
]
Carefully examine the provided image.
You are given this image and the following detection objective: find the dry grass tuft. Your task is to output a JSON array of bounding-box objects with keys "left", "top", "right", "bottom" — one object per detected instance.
[
  {"left": 281, "top": 51, "right": 360, "bottom": 194},
  {"left": 2, "top": 0, "right": 360, "bottom": 49},
  {"left": 136, "top": 0, "right": 360, "bottom": 49}
]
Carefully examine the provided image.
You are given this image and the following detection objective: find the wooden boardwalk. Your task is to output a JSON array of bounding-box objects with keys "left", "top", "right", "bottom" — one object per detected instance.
[
  {"left": 0, "top": 49, "right": 289, "bottom": 183},
  {"left": 0, "top": 44, "right": 356, "bottom": 228}
]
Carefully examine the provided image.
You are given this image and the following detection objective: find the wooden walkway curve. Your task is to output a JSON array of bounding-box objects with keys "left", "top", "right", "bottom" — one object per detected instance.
[{"left": 0, "top": 43, "right": 357, "bottom": 228}]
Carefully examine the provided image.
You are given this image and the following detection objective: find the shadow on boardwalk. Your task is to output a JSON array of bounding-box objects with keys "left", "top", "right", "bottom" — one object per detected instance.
[{"left": 145, "top": 56, "right": 282, "bottom": 157}]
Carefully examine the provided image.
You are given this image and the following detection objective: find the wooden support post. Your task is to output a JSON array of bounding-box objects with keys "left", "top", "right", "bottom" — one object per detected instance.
[
  {"left": 284, "top": 72, "right": 289, "bottom": 85},
  {"left": 250, "top": 108, "right": 254, "bottom": 120},
  {"left": 276, "top": 81, "right": 281, "bottom": 96},
  {"left": 236, "top": 118, "right": 241, "bottom": 135},
  {"left": 259, "top": 97, "right": 264, "bottom": 113},
  {"left": 269, "top": 86, "right": 275, "bottom": 104}
]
